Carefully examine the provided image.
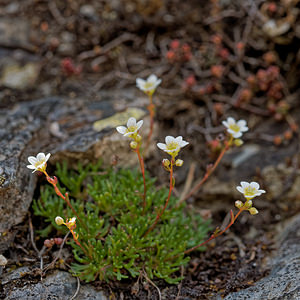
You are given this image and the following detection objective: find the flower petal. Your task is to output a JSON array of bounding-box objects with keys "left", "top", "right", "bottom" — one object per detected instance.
[
  {"left": 116, "top": 126, "right": 127, "bottom": 134},
  {"left": 157, "top": 143, "right": 167, "bottom": 150},
  {"left": 165, "top": 136, "right": 175, "bottom": 145},
  {"left": 127, "top": 117, "right": 136, "bottom": 128},
  {"left": 227, "top": 117, "right": 236, "bottom": 125},
  {"left": 174, "top": 136, "right": 183, "bottom": 143},
  {"left": 37, "top": 153, "right": 45, "bottom": 161},
  {"left": 136, "top": 78, "right": 145, "bottom": 87},
  {"left": 236, "top": 186, "right": 244, "bottom": 193},
  {"left": 180, "top": 141, "right": 189, "bottom": 148},
  {"left": 148, "top": 74, "right": 158, "bottom": 83},
  {"left": 237, "top": 120, "right": 246, "bottom": 127},
  {"left": 240, "top": 181, "right": 249, "bottom": 188},
  {"left": 222, "top": 121, "right": 229, "bottom": 128},
  {"left": 28, "top": 156, "right": 37, "bottom": 165},
  {"left": 45, "top": 153, "right": 51, "bottom": 162},
  {"left": 250, "top": 182, "right": 260, "bottom": 190},
  {"left": 27, "top": 164, "right": 36, "bottom": 169},
  {"left": 136, "top": 120, "right": 143, "bottom": 130}
]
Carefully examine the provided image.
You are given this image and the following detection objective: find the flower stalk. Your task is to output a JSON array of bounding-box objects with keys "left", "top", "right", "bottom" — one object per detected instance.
[
  {"left": 180, "top": 135, "right": 233, "bottom": 203},
  {"left": 146, "top": 94, "right": 155, "bottom": 149},
  {"left": 144, "top": 159, "right": 174, "bottom": 236},
  {"left": 44, "top": 171, "right": 87, "bottom": 231},
  {"left": 116, "top": 117, "right": 147, "bottom": 211}
]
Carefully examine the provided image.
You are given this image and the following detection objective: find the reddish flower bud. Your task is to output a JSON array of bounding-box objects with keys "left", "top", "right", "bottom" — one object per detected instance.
[
  {"left": 247, "top": 74, "right": 256, "bottom": 86},
  {"left": 213, "top": 103, "right": 224, "bottom": 115},
  {"left": 284, "top": 130, "right": 293, "bottom": 140},
  {"left": 218, "top": 48, "right": 230, "bottom": 60},
  {"left": 166, "top": 50, "right": 176, "bottom": 61},
  {"left": 170, "top": 39, "right": 180, "bottom": 50},
  {"left": 273, "top": 135, "right": 282, "bottom": 146},
  {"left": 54, "top": 237, "right": 63, "bottom": 245},
  {"left": 44, "top": 239, "right": 55, "bottom": 248},
  {"left": 238, "top": 89, "right": 252, "bottom": 103},
  {"left": 185, "top": 75, "right": 196, "bottom": 87},
  {"left": 268, "top": 2, "right": 277, "bottom": 13},
  {"left": 236, "top": 42, "right": 245, "bottom": 52},
  {"left": 211, "top": 65, "right": 224, "bottom": 78},
  {"left": 263, "top": 51, "right": 277, "bottom": 64},
  {"left": 211, "top": 34, "right": 222, "bottom": 45}
]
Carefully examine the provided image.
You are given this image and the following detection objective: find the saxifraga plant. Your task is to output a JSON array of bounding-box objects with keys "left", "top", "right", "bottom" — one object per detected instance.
[
  {"left": 28, "top": 74, "right": 265, "bottom": 285},
  {"left": 33, "top": 163, "right": 210, "bottom": 283}
]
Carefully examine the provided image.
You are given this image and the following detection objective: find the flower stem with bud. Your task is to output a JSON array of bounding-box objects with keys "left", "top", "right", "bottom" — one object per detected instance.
[
  {"left": 144, "top": 159, "right": 174, "bottom": 236},
  {"left": 44, "top": 170, "right": 87, "bottom": 231},
  {"left": 146, "top": 94, "right": 155, "bottom": 150}
]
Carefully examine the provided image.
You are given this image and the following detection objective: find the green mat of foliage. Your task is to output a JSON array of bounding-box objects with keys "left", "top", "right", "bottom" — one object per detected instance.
[{"left": 33, "top": 162, "right": 210, "bottom": 284}]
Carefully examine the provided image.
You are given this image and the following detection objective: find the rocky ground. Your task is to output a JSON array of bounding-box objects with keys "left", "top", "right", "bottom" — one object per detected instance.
[{"left": 0, "top": 0, "right": 300, "bottom": 299}]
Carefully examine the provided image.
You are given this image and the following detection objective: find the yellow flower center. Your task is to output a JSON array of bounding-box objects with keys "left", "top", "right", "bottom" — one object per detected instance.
[
  {"left": 229, "top": 124, "right": 241, "bottom": 133},
  {"left": 166, "top": 142, "right": 179, "bottom": 151},
  {"left": 244, "top": 187, "right": 256, "bottom": 197},
  {"left": 127, "top": 126, "right": 137, "bottom": 133},
  {"left": 34, "top": 159, "right": 45, "bottom": 168},
  {"left": 144, "top": 82, "right": 154, "bottom": 89}
]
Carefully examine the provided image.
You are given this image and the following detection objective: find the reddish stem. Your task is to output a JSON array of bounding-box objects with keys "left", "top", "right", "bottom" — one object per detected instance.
[
  {"left": 44, "top": 171, "right": 87, "bottom": 231},
  {"left": 135, "top": 145, "right": 147, "bottom": 212},
  {"left": 181, "top": 136, "right": 233, "bottom": 203},
  {"left": 172, "top": 208, "right": 244, "bottom": 259},
  {"left": 146, "top": 94, "right": 155, "bottom": 149},
  {"left": 144, "top": 160, "right": 174, "bottom": 236}
]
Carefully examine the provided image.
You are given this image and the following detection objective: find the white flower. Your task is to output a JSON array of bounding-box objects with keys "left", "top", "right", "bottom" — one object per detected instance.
[
  {"left": 236, "top": 181, "right": 266, "bottom": 200},
  {"left": 157, "top": 136, "right": 189, "bottom": 157},
  {"left": 222, "top": 117, "right": 248, "bottom": 138},
  {"left": 27, "top": 152, "right": 51, "bottom": 173},
  {"left": 136, "top": 74, "right": 162, "bottom": 95},
  {"left": 116, "top": 117, "right": 143, "bottom": 138}
]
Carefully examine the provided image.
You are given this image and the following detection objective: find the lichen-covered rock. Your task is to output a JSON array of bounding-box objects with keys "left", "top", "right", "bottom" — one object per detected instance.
[
  {"left": 0, "top": 91, "right": 150, "bottom": 251},
  {"left": 2, "top": 270, "right": 108, "bottom": 300},
  {"left": 224, "top": 214, "right": 300, "bottom": 300}
]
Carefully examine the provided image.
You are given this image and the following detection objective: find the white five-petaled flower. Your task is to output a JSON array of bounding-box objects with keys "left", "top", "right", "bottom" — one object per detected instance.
[
  {"left": 116, "top": 117, "right": 143, "bottom": 138},
  {"left": 222, "top": 117, "right": 248, "bottom": 138},
  {"left": 136, "top": 74, "right": 162, "bottom": 96},
  {"left": 157, "top": 136, "right": 189, "bottom": 157},
  {"left": 27, "top": 152, "right": 51, "bottom": 173},
  {"left": 236, "top": 181, "right": 266, "bottom": 200}
]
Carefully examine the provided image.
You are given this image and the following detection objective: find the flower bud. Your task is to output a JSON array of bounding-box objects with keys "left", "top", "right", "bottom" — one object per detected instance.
[
  {"left": 44, "top": 239, "right": 54, "bottom": 248},
  {"left": 244, "top": 200, "right": 253, "bottom": 208},
  {"left": 249, "top": 207, "right": 258, "bottom": 215},
  {"left": 54, "top": 237, "right": 63, "bottom": 245},
  {"left": 175, "top": 159, "right": 184, "bottom": 167},
  {"left": 55, "top": 216, "right": 64, "bottom": 226},
  {"left": 235, "top": 200, "right": 243, "bottom": 209},
  {"left": 130, "top": 141, "right": 138, "bottom": 149},
  {"left": 135, "top": 134, "right": 142, "bottom": 142},
  {"left": 162, "top": 159, "right": 170, "bottom": 167},
  {"left": 234, "top": 139, "right": 244, "bottom": 147}
]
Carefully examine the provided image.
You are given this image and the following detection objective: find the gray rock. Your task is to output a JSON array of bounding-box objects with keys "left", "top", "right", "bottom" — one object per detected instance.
[
  {"left": 224, "top": 214, "right": 300, "bottom": 300},
  {"left": 0, "top": 62, "right": 41, "bottom": 90},
  {"left": 0, "top": 18, "right": 33, "bottom": 50},
  {"left": 0, "top": 91, "right": 150, "bottom": 251},
  {"left": 2, "top": 270, "right": 107, "bottom": 300}
]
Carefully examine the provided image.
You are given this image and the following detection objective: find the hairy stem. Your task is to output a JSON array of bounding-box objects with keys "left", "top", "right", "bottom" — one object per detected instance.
[
  {"left": 144, "top": 159, "right": 174, "bottom": 236},
  {"left": 180, "top": 136, "right": 233, "bottom": 204},
  {"left": 171, "top": 208, "right": 244, "bottom": 260},
  {"left": 135, "top": 145, "right": 147, "bottom": 212},
  {"left": 44, "top": 171, "right": 87, "bottom": 231},
  {"left": 146, "top": 94, "right": 155, "bottom": 149}
]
